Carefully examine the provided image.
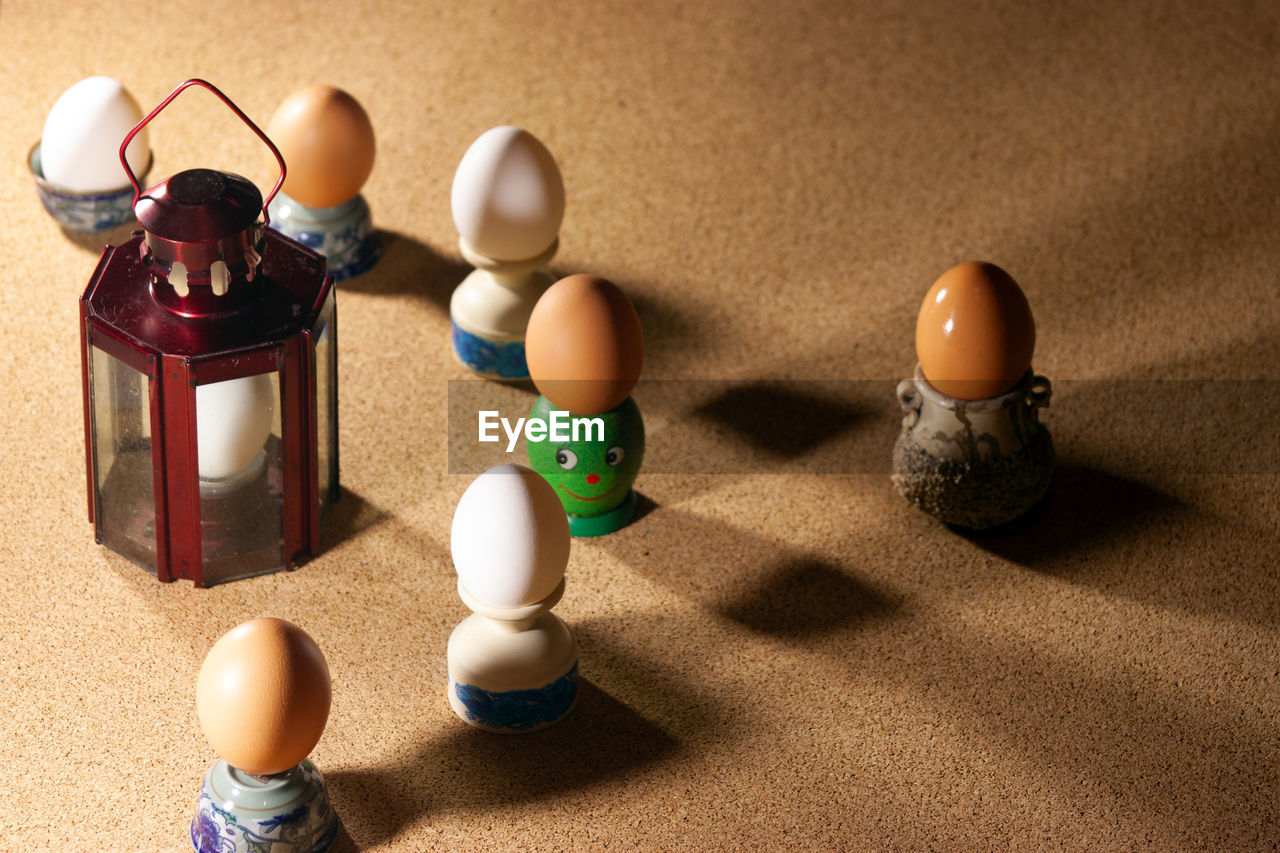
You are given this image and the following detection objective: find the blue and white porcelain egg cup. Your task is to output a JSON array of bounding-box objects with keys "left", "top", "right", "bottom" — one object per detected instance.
[
  {"left": 29, "top": 142, "right": 149, "bottom": 233},
  {"left": 191, "top": 759, "right": 337, "bottom": 853},
  {"left": 268, "top": 190, "right": 380, "bottom": 282}
]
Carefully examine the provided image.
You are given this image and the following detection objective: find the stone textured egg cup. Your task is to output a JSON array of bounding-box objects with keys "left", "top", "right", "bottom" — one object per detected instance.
[{"left": 892, "top": 365, "right": 1053, "bottom": 530}]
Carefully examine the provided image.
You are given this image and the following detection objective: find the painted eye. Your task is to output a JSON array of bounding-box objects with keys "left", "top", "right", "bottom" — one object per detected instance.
[
  {"left": 605, "top": 446, "right": 625, "bottom": 467},
  {"left": 556, "top": 449, "right": 578, "bottom": 470}
]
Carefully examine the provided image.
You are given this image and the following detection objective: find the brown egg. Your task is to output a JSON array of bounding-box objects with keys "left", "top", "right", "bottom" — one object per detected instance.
[
  {"left": 196, "top": 617, "right": 331, "bottom": 776},
  {"left": 916, "top": 261, "right": 1035, "bottom": 400},
  {"left": 526, "top": 274, "right": 644, "bottom": 415},
  {"left": 267, "top": 85, "right": 375, "bottom": 209}
]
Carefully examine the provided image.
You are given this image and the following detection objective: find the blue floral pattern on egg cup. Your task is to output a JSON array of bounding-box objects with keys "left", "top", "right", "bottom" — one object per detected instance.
[
  {"left": 454, "top": 662, "right": 579, "bottom": 733},
  {"left": 268, "top": 192, "right": 380, "bottom": 282},
  {"left": 451, "top": 322, "right": 530, "bottom": 380},
  {"left": 191, "top": 759, "right": 338, "bottom": 853},
  {"left": 29, "top": 143, "right": 147, "bottom": 234}
]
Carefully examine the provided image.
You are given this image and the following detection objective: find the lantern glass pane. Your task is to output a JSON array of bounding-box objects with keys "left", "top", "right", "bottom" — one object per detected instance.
[
  {"left": 195, "top": 370, "right": 284, "bottom": 585},
  {"left": 316, "top": 321, "right": 336, "bottom": 525},
  {"left": 90, "top": 345, "right": 156, "bottom": 574}
]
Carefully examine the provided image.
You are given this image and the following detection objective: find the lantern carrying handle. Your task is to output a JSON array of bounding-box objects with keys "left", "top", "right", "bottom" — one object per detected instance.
[{"left": 119, "top": 78, "right": 286, "bottom": 227}]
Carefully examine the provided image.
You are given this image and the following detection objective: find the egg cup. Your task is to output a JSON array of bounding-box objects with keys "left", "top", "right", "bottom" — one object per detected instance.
[
  {"left": 526, "top": 394, "right": 645, "bottom": 537},
  {"left": 29, "top": 142, "right": 150, "bottom": 233},
  {"left": 267, "top": 190, "right": 379, "bottom": 282},
  {"left": 450, "top": 238, "right": 558, "bottom": 380},
  {"left": 191, "top": 759, "right": 337, "bottom": 853},
  {"left": 892, "top": 365, "right": 1053, "bottom": 529},
  {"left": 447, "top": 577, "right": 579, "bottom": 733}
]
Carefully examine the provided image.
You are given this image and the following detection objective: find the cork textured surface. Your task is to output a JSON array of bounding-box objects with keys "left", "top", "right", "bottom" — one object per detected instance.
[{"left": 0, "top": 1, "right": 1277, "bottom": 849}]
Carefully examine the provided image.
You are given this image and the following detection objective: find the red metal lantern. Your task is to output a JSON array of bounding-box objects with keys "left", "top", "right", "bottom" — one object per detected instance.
[{"left": 79, "top": 79, "right": 338, "bottom": 586}]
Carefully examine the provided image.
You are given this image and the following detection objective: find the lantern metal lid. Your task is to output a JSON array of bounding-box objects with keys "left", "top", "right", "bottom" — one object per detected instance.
[{"left": 118, "top": 79, "right": 287, "bottom": 318}]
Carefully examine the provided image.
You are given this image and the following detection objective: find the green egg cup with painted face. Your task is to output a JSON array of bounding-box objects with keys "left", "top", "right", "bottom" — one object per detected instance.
[{"left": 527, "top": 395, "right": 644, "bottom": 537}]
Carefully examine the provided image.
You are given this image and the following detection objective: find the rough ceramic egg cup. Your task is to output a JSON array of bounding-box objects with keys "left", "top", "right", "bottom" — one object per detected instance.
[
  {"left": 450, "top": 238, "right": 558, "bottom": 380},
  {"left": 447, "top": 577, "right": 579, "bottom": 733},
  {"left": 268, "top": 190, "right": 380, "bottom": 281},
  {"left": 892, "top": 365, "right": 1053, "bottom": 529},
  {"left": 526, "top": 394, "right": 645, "bottom": 537},
  {"left": 191, "top": 759, "right": 337, "bottom": 853},
  {"left": 29, "top": 142, "right": 150, "bottom": 233}
]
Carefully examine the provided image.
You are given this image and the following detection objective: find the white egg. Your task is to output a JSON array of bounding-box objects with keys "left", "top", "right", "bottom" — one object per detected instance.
[
  {"left": 196, "top": 374, "right": 275, "bottom": 481},
  {"left": 451, "top": 464, "right": 570, "bottom": 608},
  {"left": 450, "top": 126, "right": 564, "bottom": 262},
  {"left": 40, "top": 77, "right": 150, "bottom": 193}
]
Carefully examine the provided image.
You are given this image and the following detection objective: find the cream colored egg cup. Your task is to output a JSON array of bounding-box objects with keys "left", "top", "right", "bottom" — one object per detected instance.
[
  {"left": 450, "top": 236, "right": 558, "bottom": 380},
  {"left": 447, "top": 576, "right": 579, "bottom": 733}
]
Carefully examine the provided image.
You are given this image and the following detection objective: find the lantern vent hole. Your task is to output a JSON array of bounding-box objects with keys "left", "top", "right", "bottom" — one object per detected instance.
[
  {"left": 211, "top": 261, "right": 230, "bottom": 296},
  {"left": 171, "top": 262, "right": 190, "bottom": 297}
]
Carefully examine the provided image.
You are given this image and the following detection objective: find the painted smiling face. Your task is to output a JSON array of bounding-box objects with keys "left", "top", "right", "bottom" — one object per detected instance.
[{"left": 526, "top": 394, "right": 644, "bottom": 519}]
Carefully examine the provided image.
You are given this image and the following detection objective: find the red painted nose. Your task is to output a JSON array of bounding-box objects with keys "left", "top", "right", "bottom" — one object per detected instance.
[{"left": 586, "top": 473, "right": 600, "bottom": 485}]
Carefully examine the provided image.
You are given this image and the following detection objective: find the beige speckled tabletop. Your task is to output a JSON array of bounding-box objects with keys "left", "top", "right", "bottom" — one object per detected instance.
[{"left": 1, "top": 1, "right": 1277, "bottom": 850}]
